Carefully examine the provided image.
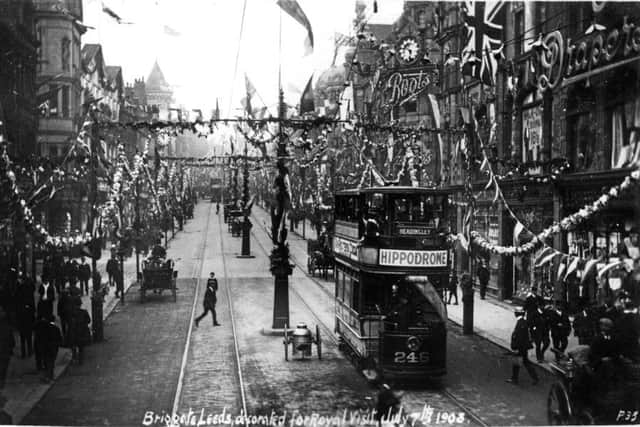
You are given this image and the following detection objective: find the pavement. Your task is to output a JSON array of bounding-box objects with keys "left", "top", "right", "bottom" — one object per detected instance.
[
  {"left": 1, "top": 220, "right": 186, "bottom": 425},
  {"left": 283, "top": 205, "right": 580, "bottom": 373}
]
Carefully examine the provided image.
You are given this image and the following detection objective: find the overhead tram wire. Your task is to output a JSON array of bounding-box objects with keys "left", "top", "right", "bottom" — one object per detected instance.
[{"left": 227, "top": 0, "right": 248, "bottom": 119}]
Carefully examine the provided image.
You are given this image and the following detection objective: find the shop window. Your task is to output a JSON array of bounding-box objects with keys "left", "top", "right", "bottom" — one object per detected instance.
[
  {"left": 521, "top": 104, "right": 543, "bottom": 166},
  {"left": 404, "top": 100, "right": 417, "bottom": 114},
  {"left": 610, "top": 99, "right": 640, "bottom": 169},
  {"left": 352, "top": 280, "right": 360, "bottom": 312},
  {"left": 568, "top": 112, "right": 593, "bottom": 172}
]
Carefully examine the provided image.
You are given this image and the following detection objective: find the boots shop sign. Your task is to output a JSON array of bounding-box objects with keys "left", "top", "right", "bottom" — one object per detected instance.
[
  {"left": 537, "top": 16, "right": 640, "bottom": 91},
  {"left": 381, "top": 66, "right": 438, "bottom": 106}
]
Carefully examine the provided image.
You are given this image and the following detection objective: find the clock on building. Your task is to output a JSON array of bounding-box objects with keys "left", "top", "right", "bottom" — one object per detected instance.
[{"left": 396, "top": 36, "right": 421, "bottom": 65}]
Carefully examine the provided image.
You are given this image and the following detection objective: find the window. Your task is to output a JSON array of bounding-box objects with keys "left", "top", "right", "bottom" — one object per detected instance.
[
  {"left": 352, "top": 280, "right": 360, "bottom": 312},
  {"left": 62, "top": 86, "right": 70, "bottom": 118},
  {"left": 568, "top": 112, "right": 593, "bottom": 172},
  {"left": 610, "top": 99, "right": 640, "bottom": 168},
  {"left": 404, "top": 100, "right": 417, "bottom": 114},
  {"left": 61, "top": 38, "right": 70, "bottom": 71},
  {"left": 514, "top": 10, "right": 524, "bottom": 55},
  {"left": 37, "top": 26, "right": 44, "bottom": 71},
  {"left": 48, "top": 85, "right": 59, "bottom": 117}
]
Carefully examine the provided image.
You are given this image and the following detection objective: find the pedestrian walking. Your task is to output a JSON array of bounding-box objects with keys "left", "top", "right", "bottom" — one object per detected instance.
[
  {"left": 78, "top": 257, "right": 91, "bottom": 296},
  {"left": 477, "top": 261, "right": 490, "bottom": 299},
  {"left": 106, "top": 256, "right": 118, "bottom": 288},
  {"left": 0, "top": 307, "right": 15, "bottom": 389},
  {"left": 195, "top": 272, "right": 220, "bottom": 327},
  {"left": 68, "top": 298, "right": 91, "bottom": 365},
  {"left": 33, "top": 314, "right": 47, "bottom": 371},
  {"left": 38, "top": 314, "right": 62, "bottom": 382},
  {"left": 531, "top": 306, "right": 550, "bottom": 362},
  {"left": 507, "top": 307, "right": 539, "bottom": 385},
  {"left": 37, "top": 278, "right": 56, "bottom": 320},
  {"left": 447, "top": 272, "right": 458, "bottom": 305},
  {"left": 114, "top": 261, "right": 124, "bottom": 298},
  {"left": 16, "top": 298, "right": 34, "bottom": 358},
  {"left": 216, "top": 202, "right": 220, "bottom": 215},
  {"left": 549, "top": 301, "right": 571, "bottom": 359},
  {"left": 57, "top": 288, "right": 73, "bottom": 344}
]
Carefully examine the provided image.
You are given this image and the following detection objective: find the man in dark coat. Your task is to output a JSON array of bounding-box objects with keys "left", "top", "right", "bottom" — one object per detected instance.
[
  {"left": 531, "top": 306, "right": 550, "bottom": 362},
  {"left": 0, "top": 307, "right": 15, "bottom": 389},
  {"left": 507, "top": 307, "right": 539, "bottom": 385},
  {"left": 106, "top": 256, "right": 118, "bottom": 288},
  {"left": 549, "top": 302, "right": 572, "bottom": 359},
  {"left": 447, "top": 272, "right": 459, "bottom": 305},
  {"left": 477, "top": 262, "right": 490, "bottom": 299},
  {"left": 57, "top": 288, "right": 73, "bottom": 344},
  {"left": 78, "top": 257, "right": 91, "bottom": 296},
  {"left": 16, "top": 296, "right": 35, "bottom": 358},
  {"left": 35, "top": 314, "right": 62, "bottom": 381},
  {"left": 194, "top": 273, "right": 220, "bottom": 327},
  {"left": 68, "top": 298, "right": 91, "bottom": 365}
]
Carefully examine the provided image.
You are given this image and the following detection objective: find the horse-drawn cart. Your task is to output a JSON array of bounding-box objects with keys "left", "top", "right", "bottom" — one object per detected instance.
[
  {"left": 547, "top": 346, "right": 640, "bottom": 424},
  {"left": 140, "top": 257, "right": 177, "bottom": 303},
  {"left": 307, "top": 237, "right": 334, "bottom": 279}
]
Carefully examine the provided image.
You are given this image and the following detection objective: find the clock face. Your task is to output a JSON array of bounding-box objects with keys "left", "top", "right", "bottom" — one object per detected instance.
[{"left": 397, "top": 37, "right": 420, "bottom": 65}]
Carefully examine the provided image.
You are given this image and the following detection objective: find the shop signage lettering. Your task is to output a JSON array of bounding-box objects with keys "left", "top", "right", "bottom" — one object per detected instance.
[
  {"left": 379, "top": 249, "right": 447, "bottom": 267},
  {"left": 333, "top": 237, "right": 358, "bottom": 261},
  {"left": 383, "top": 68, "right": 436, "bottom": 106},
  {"left": 538, "top": 16, "right": 640, "bottom": 91},
  {"left": 397, "top": 226, "right": 431, "bottom": 236}
]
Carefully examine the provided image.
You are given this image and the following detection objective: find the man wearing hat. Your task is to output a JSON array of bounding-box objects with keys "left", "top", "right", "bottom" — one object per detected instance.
[
  {"left": 195, "top": 273, "right": 220, "bottom": 327},
  {"left": 507, "top": 307, "right": 539, "bottom": 385}
]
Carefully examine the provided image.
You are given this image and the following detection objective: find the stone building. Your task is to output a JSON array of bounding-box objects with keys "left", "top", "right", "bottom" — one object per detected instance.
[
  {"left": 0, "top": 0, "right": 39, "bottom": 276},
  {"left": 0, "top": 0, "right": 38, "bottom": 159},
  {"left": 146, "top": 60, "right": 173, "bottom": 122}
]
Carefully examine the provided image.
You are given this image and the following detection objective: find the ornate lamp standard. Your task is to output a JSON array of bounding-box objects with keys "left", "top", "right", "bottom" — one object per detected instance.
[
  {"left": 270, "top": 89, "right": 293, "bottom": 329},
  {"left": 89, "top": 105, "right": 104, "bottom": 342},
  {"left": 238, "top": 138, "right": 254, "bottom": 257}
]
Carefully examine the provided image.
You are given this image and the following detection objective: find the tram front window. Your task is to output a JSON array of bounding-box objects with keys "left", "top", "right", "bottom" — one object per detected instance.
[{"left": 390, "top": 195, "right": 445, "bottom": 227}]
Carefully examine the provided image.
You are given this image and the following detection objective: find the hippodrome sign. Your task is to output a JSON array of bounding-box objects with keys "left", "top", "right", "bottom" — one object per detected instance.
[
  {"left": 381, "top": 66, "right": 438, "bottom": 106},
  {"left": 379, "top": 249, "right": 448, "bottom": 267},
  {"left": 537, "top": 16, "right": 640, "bottom": 91}
]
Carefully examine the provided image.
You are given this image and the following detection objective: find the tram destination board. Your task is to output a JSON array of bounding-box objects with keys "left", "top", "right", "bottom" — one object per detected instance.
[{"left": 379, "top": 249, "right": 448, "bottom": 267}]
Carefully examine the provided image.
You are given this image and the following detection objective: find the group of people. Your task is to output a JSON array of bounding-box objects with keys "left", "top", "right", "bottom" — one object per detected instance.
[
  {"left": 507, "top": 285, "right": 640, "bottom": 385},
  {"left": 42, "top": 255, "right": 92, "bottom": 296},
  {"left": 2, "top": 269, "right": 92, "bottom": 383}
]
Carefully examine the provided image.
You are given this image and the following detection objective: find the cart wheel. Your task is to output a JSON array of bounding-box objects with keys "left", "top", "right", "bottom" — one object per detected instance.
[
  {"left": 284, "top": 324, "right": 289, "bottom": 361},
  {"left": 548, "top": 382, "right": 572, "bottom": 425},
  {"left": 316, "top": 324, "right": 322, "bottom": 360}
]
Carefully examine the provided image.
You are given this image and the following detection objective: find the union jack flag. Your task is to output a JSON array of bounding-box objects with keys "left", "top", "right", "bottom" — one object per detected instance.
[{"left": 461, "top": 1, "right": 506, "bottom": 86}]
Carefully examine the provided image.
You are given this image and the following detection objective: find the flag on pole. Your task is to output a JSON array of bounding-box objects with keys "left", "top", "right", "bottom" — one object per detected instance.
[
  {"left": 564, "top": 256, "right": 580, "bottom": 281},
  {"left": 102, "top": 3, "right": 133, "bottom": 24},
  {"left": 461, "top": 1, "right": 505, "bottom": 85},
  {"left": 241, "top": 74, "right": 256, "bottom": 118},
  {"left": 300, "top": 75, "right": 315, "bottom": 115},
  {"left": 277, "top": 0, "right": 314, "bottom": 56},
  {"left": 513, "top": 221, "right": 525, "bottom": 243}
]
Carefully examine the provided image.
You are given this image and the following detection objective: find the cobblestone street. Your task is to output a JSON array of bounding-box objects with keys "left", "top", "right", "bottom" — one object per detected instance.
[{"left": 14, "top": 202, "right": 562, "bottom": 426}]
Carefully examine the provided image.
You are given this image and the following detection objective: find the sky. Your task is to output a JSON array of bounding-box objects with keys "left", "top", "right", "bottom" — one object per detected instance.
[{"left": 82, "top": 0, "right": 405, "bottom": 119}]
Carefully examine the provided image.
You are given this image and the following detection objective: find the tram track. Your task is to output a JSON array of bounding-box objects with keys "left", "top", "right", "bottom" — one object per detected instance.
[
  {"left": 251, "top": 214, "right": 489, "bottom": 427},
  {"left": 172, "top": 202, "right": 213, "bottom": 417},
  {"left": 217, "top": 209, "right": 250, "bottom": 427}
]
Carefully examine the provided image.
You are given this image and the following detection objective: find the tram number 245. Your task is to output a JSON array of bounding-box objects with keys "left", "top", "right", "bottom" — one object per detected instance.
[{"left": 393, "top": 351, "right": 429, "bottom": 363}]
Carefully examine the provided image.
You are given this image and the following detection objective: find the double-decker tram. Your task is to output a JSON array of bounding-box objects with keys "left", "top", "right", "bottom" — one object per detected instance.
[{"left": 332, "top": 186, "right": 451, "bottom": 381}]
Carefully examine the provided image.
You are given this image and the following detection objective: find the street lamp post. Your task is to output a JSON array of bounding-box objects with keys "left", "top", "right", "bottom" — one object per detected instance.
[
  {"left": 89, "top": 107, "right": 104, "bottom": 342},
  {"left": 270, "top": 89, "right": 293, "bottom": 329},
  {"left": 239, "top": 138, "right": 253, "bottom": 257}
]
